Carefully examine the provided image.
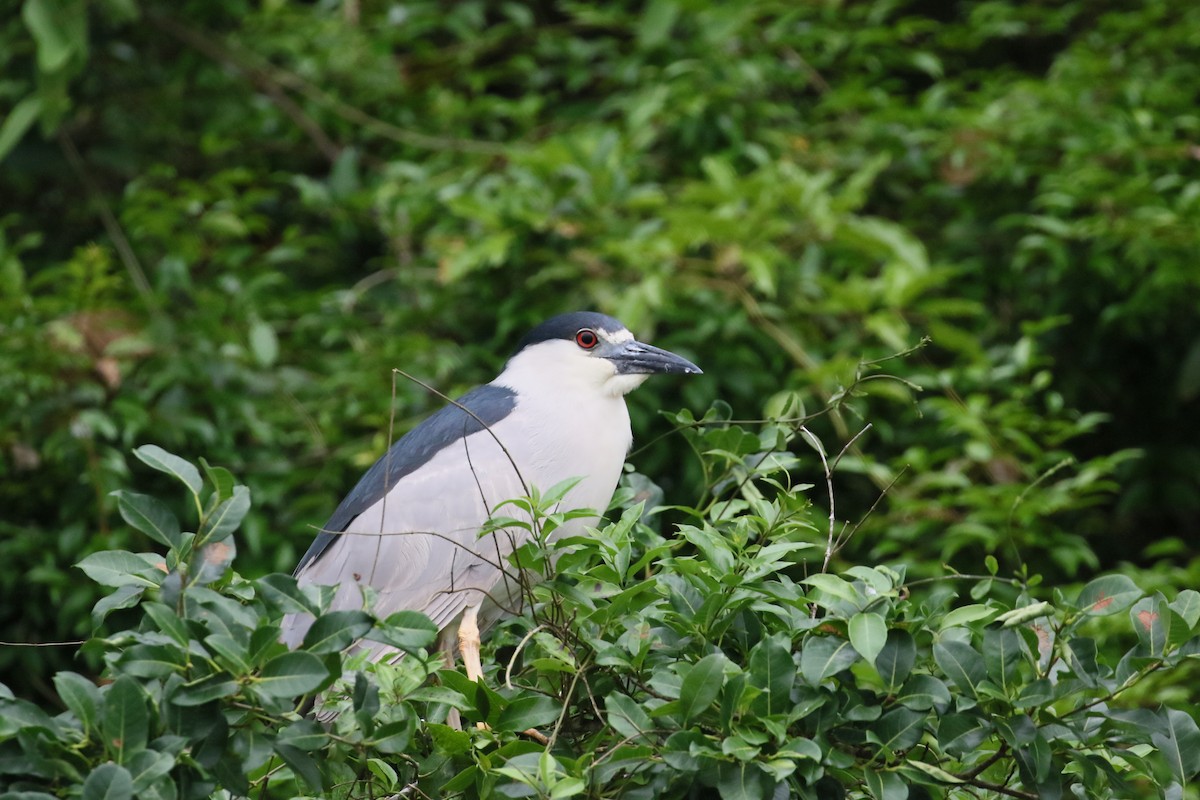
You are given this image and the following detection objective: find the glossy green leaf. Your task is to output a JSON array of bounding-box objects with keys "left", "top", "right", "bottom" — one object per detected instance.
[
  {"left": 102, "top": 676, "right": 148, "bottom": 763},
  {"left": 849, "top": 612, "right": 887, "bottom": 665},
  {"left": 196, "top": 485, "right": 250, "bottom": 546},
  {"left": 1076, "top": 574, "right": 1142, "bottom": 616},
  {"left": 301, "top": 610, "right": 373, "bottom": 654},
  {"left": 133, "top": 445, "right": 202, "bottom": 496},
  {"left": 933, "top": 641, "right": 986, "bottom": 699},
  {"left": 80, "top": 763, "right": 133, "bottom": 800},
  {"left": 255, "top": 651, "right": 328, "bottom": 698},
  {"left": 875, "top": 629, "right": 916, "bottom": 691},
  {"left": 113, "top": 491, "right": 181, "bottom": 550},
  {"left": 678, "top": 653, "right": 727, "bottom": 723},
  {"left": 1151, "top": 708, "right": 1200, "bottom": 784},
  {"left": 800, "top": 636, "right": 859, "bottom": 685},
  {"left": 53, "top": 672, "right": 100, "bottom": 733}
]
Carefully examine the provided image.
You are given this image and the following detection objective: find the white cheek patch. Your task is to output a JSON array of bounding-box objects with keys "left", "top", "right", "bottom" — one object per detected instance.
[{"left": 599, "top": 328, "right": 635, "bottom": 345}]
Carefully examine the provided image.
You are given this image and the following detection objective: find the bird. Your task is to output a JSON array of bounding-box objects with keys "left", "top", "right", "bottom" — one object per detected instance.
[{"left": 280, "top": 312, "right": 701, "bottom": 687}]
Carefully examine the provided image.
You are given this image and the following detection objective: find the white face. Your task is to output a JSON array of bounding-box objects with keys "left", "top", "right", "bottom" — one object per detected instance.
[{"left": 497, "top": 326, "right": 650, "bottom": 398}]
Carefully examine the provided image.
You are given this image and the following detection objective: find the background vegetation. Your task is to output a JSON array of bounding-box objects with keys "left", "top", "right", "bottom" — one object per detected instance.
[{"left": 2, "top": 0, "right": 1199, "bottom": 797}]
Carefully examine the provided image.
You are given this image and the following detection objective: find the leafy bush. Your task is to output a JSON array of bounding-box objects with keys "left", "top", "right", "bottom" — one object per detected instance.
[
  {"left": 3, "top": 0, "right": 1200, "bottom": 751},
  {"left": 2, "top": 439, "right": 1197, "bottom": 799}
]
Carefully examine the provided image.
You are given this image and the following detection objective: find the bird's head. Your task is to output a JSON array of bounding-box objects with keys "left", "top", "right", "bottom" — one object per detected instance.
[{"left": 501, "top": 312, "right": 702, "bottom": 397}]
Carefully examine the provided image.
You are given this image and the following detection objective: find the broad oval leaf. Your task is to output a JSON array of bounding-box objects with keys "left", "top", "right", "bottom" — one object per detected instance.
[
  {"left": 76, "top": 551, "right": 164, "bottom": 589},
  {"left": 256, "top": 651, "right": 329, "bottom": 698},
  {"left": 496, "top": 695, "right": 562, "bottom": 732},
  {"left": 113, "top": 491, "right": 181, "bottom": 550},
  {"left": 134, "top": 445, "right": 202, "bottom": 496},
  {"left": 1150, "top": 707, "right": 1200, "bottom": 784},
  {"left": 368, "top": 610, "right": 439, "bottom": 653},
  {"left": 53, "top": 672, "right": 101, "bottom": 734},
  {"left": 196, "top": 485, "right": 250, "bottom": 547},
  {"left": 301, "top": 610, "right": 373, "bottom": 655},
  {"left": 800, "top": 636, "right": 859, "bottom": 686},
  {"left": 849, "top": 612, "right": 887, "bottom": 665},
  {"left": 605, "top": 693, "right": 652, "bottom": 742},
  {"left": 81, "top": 762, "right": 133, "bottom": 800},
  {"left": 678, "top": 652, "right": 728, "bottom": 723},
  {"left": 933, "top": 640, "right": 986, "bottom": 700},
  {"left": 1076, "top": 574, "right": 1142, "bottom": 616},
  {"left": 102, "top": 676, "right": 149, "bottom": 763},
  {"left": 875, "top": 629, "right": 917, "bottom": 691}
]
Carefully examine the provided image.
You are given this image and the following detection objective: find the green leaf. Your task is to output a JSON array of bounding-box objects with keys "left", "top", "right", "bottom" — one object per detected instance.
[
  {"left": 933, "top": 640, "right": 986, "bottom": 699},
  {"left": 113, "top": 491, "right": 182, "bottom": 550},
  {"left": 369, "top": 610, "right": 439, "bottom": 652},
  {"left": 875, "top": 629, "right": 916, "bottom": 691},
  {"left": 255, "top": 651, "right": 328, "bottom": 698},
  {"left": 134, "top": 445, "right": 202, "bottom": 496},
  {"left": 982, "top": 628, "right": 1024, "bottom": 694},
  {"left": 23, "top": 0, "right": 87, "bottom": 72},
  {"left": 606, "top": 693, "right": 652, "bottom": 743},
  {"left": 869, "top": 707, "right": 926, "bottom": 754},
  {"left": 200, "top": 458, "right": 236, "bottom": 503},
  {"left": 0, "top": 96, "right": 44, "bottom": 161},
  {"left": 76, "top": 551, "right": 163, "bottom": 588},
  {"left": 102, "top": 676, "right": 148, "bottom": 763},
  {"left": 863, "top": 767, "right": 909, "bottom": 799},
  {"left": 248, "top": 318, "right": 279, "bottom": 367},
  {"left": 637, "top": 0, "right": 680, "bottom": 49},
  {"left": 678, "top": 653, "right": 727, "bottom": 723},
  {"left": 939, "top": 604, "right": 997, "bottom": 629},
  {"left": 126, "top": 750, "right": 174, "bottom": 794},
  {"left": 255, "top": 573, "right": 319, "bottom": 616},
  {"left": 276, "top": 718, "right": 328, "bottom": 751},
  {"left": 53, "top": 671, "right": 100, "bottom": 733},
  {"left": 81, "top": 763, "right": 133, "bottom": 800},
  {"left": 273, "top": 743, "right": 323, "bottom": 791},
  {"left": 1151, "top": 708, "right": 1200, "bottom": 783},
  {"left": 92, "top": 585, "right": 145, "bottom": 623},
  {"left": 191, "top": 536, "right": 237, "bottom": 585},
  {"left": 896, "top": 674, "right": 952, "bottom": 713},
  {"left": 196, "top": 485, "right": 250, "bottom": 546},
  {"left": 426, "top": 722, "right": 472, "bottom": 754},
  {"left": 800, "top": 636, "right": 859, "bottom": 685},
  {"left": 748, "top": 633, "right": 795, "bottom": 715},
  {"left": 204, "top": 634, "right": 251, "bottom": 673},
  {"left": 849, "top": 613, "right": 887, "bottom": 665},
  {"left": 803, "top": 573, "right": 860, "bottom": 605},
  {"left": 1170, "top": 589, "right": 1200, "bottom": 630},
  {"left": 142, "top": 602, "right": 189, "bottom": 646},
  {"left": 1130, "top": 595, "right": 1170, "bottom": 656},
  {"left": 994, "top": 601, "right": 1052, "bottom": 628},
  {"left": 1076, "top": 574, "right": 1142, "bottom": 616},
  {"left": 904, "top": 759, "right": 965, "bottom": 784},
  {"left": 716, "top": 760, "right": 773, "bottom": 800},
  {"left": 496, "top": 695, "right": 562, "bottom": 732},
  {"left": 301, "top": 610, "right": 373, "bottom": 654},
  {"left": 937, "top": 713, "right": 992, "bottom": 756}
]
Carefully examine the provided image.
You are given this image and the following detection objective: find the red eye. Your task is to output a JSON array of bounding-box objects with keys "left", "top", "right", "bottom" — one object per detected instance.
[{"left": 575, "top": 329, "right": 599, "bottom": 349}]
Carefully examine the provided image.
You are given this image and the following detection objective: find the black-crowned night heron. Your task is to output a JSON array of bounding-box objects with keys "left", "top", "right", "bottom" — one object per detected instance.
[{"left": 280, "top": 312, "right": 701, "bottom": 685}]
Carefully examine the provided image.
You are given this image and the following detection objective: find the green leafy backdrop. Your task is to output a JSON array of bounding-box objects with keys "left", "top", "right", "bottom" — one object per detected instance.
[{"left": 1, "top": 1, "right": 1198, "bottom": 796}]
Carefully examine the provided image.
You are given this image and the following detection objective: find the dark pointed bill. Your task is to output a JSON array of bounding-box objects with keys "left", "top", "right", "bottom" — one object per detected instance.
[{"left": 606, "top": 340, "right": 702, "bottom": 375}]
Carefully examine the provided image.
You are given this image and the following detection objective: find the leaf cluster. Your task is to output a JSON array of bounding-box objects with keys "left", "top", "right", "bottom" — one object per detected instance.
[{"left": 2, "top": 435, "right": 1198, "bottom": 799}]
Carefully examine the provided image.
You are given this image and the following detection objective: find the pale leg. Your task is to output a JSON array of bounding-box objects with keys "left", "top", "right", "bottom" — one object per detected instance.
[
  {"left": 456, "top": 604, "right": 547, "bottom": 743},
  {"left": 458, "top": 603, "right": 484, "bottom": 683}
]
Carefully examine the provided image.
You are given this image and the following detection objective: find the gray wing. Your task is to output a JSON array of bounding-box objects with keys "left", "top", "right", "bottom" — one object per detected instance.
[
  {"left": 294, "top": 384, "right": 516, "bottom": 574},
  {"left": 281, "top": 386, "right": 530, "bottom": 653}
]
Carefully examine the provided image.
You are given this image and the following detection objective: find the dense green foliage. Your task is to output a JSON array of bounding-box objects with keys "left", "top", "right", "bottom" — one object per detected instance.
[
  {"left": 3, "top": 443, "right": 1199, "bottom": 798},
  {"left": 2, "top": 0, "right": 1199, "bottom": 796}
]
